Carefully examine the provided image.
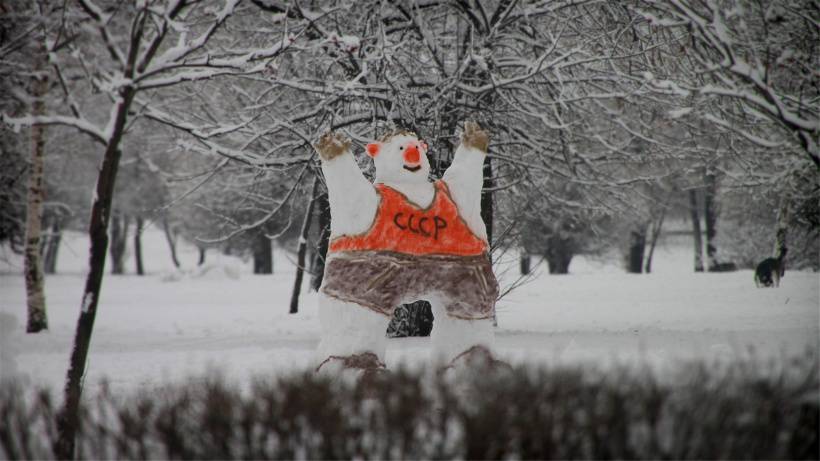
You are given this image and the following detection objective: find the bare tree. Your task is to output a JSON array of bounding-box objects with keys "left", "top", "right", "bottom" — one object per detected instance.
[
  {"left": 134, "top": 216, "right": 144, "bottom": 275},
  {"left": 643, "top": 199, "right": 668, "bottom": 273},
  {"left": 309, "top": 188, "right": 330, "bottom": 291},
  {"left": 689, "top": 190, "right": 705, "bottom": 272},
  {"left": 42, "top": 214, "right": 63, "bottom": 274},
  {"left": 3, "top": 1, "right": 300, "bottom": 456},
  {"left": 638, "top": 0, "right": 819, "bottom": 167},
  {"left": 290, "top": 174, "right": 319, "bottom": 314},
  {"left": 108, "top": 210, "right": 128, "bottom": 275},
  {"left": 162, "top": 217, "right": 181, "bottom": 269},
  {"left": 703, "top": 166, "right": 720, "bottom": 270}
]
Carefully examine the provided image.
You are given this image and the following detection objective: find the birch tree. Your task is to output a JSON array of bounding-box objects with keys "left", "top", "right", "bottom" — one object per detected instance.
[
  {"left": 22, "top": 2, "right": 51, "bottom": 332},
  {"left": 0, "top": 0, "right": 55, "bottom": 331}
]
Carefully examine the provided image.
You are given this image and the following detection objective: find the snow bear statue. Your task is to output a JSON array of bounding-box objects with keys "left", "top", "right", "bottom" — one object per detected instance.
[{"left": 314, "top": 121, "right": 500, "bottom": 377}]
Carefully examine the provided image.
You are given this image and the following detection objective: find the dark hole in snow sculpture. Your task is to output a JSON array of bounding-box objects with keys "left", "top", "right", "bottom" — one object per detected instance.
[{"left": 387, "top": 300, "right": 434, "bottom": 337}]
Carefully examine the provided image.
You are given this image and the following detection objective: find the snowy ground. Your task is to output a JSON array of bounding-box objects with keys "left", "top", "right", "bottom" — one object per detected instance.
[{"left": 0, "top": 228, "right": 817, "bottom": 396}]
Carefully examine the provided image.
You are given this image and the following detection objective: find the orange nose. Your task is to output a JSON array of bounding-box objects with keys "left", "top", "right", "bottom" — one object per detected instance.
[{"left": 403, "top": 144, "right": 420, "bottom": 164}]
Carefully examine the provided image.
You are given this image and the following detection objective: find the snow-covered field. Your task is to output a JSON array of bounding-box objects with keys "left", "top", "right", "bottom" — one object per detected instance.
[{"left": 1, "top": 228, "right": 817, "bottom": 396}]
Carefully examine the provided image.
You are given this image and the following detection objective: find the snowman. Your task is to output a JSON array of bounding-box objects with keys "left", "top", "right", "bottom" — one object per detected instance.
[{"left": 314, "top": 121, "right": 499, "bottom": 376}]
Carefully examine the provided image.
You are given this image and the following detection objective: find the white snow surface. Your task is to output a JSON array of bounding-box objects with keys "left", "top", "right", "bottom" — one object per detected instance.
[{"left": 0, "top": 229, "right": 817, "bottom": 396}]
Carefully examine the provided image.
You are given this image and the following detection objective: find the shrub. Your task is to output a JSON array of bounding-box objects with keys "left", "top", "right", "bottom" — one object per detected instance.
[{"left": 1, "top": 352, "right": 817, "bottom": 460}]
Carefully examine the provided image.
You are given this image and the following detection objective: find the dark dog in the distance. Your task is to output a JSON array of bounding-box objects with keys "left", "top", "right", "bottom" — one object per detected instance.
[{"left": 755, "top": 248, "right": 787, "bottom": 288}]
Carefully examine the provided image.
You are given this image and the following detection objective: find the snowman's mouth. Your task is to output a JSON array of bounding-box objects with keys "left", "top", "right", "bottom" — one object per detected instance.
[{"left": 403, "top": 165, "right": 421, "bottom": 172}]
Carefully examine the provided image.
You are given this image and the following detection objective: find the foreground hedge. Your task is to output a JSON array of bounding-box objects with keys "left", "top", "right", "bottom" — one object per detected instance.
[{"left": 1, "top": 354, "right": 817, "bottom": 460}]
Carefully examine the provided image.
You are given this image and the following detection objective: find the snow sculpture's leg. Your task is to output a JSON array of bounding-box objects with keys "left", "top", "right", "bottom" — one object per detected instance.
[
  {"left": 441, "top": 121, "right": 489, "bottom": 240},
  {"left": 429, "top": 301, "right": 495, "bottom": 365},
  {"left": 316, "top": 132, "right": 379, "bottom": 237},
  {"left": 314, "top": 132, "right": 385, "bottom": 377},
  {"left": 315, "top": 294, "right": 391, "bottom": 371}
]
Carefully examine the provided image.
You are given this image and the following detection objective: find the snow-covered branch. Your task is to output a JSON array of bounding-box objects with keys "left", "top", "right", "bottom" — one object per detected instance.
[
  {"left": 195, "top": 162, "right": 310, "bottom": 243},
  {"left": 638, "top": 0, "right": 819, "bottom": 166},
  {"left": 1, "top": 114, "right": 106, "bottom": 145},
  {"left": 76, "top": 0, "right": 127, "bottom": 68}
]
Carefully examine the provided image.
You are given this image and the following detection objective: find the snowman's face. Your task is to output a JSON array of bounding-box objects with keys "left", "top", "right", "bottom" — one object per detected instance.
[{"left": 367, "top": 133, "right": 430, "bottom": 185}]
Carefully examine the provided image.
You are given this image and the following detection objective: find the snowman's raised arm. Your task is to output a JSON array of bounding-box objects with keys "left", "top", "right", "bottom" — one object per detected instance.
[
  {"left": 315, "top": 132, "right": 379, "bottom": 237},
  {"left": 441, "top": 121, "right": 489, "bottom": 239}
]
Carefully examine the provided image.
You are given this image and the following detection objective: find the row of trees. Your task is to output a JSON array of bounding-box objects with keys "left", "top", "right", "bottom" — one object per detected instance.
[{"left": 0, "top": 0, "right": 816, "bottom": 458}]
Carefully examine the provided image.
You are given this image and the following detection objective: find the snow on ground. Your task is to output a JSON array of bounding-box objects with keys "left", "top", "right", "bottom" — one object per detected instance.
[{"left": 0, "top": 228, "right": 817, "bottom": 397}]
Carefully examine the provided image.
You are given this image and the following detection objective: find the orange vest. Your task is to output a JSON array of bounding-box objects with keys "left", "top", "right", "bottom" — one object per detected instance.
[{"left": 329, "top": 180, "right": 488, "bottom": 256}]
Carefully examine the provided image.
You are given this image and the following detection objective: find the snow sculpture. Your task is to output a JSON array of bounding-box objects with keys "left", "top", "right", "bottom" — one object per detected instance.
[{"left": 314, "top": 121, "right": 499, "bottom": 376}]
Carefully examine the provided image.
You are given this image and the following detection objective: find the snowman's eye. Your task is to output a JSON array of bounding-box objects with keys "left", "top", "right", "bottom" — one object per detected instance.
[{"left": 399, "top": 146, "right": 404, "bottom": 150}]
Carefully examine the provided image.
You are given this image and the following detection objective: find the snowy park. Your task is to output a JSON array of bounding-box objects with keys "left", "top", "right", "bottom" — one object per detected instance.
[
  {"left": 1, "top": 228, "right": 818, "bottom": 395},
  {"left": 1, "top": 0, "right": 818, "bottom": 459},
  {"left": 1, "top": 228, "right": 818, "bottom": 459}
]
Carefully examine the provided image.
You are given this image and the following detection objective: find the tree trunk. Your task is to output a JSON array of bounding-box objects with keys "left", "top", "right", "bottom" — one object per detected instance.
[
  {"left": 43, "top": 216, "right": 62, "bottom": 275},
  {"left": 252, "top": 232, "right": 273, "bottom": 274},
  {"left": 689, "top": 189, "right": 704, "bottom": 272},
  {"left": 162, "top": 216, "right": 181, "bottom": 269},
  {"left": 546, "top": 255, "right": 572, "bottom": 274},
  {"left": 134, "top": 216, "right": 144, "bottom": 275},
  {"left": 626, "top": 225, "right": 647, "bottom": 273},
  {"left": 56, "top": 88, "right": 134, "bottom": 461},
  {"left": 520, "top": 253, "right": 531, "bottom": 275},
  {"left": 644, "top": 206, "right": 667, "bottom": 274},
  {"left": 481, "top": 155, "right": 494, "bottom": 251},
  {"left": 310, "top": 189, "right": 330, "bottom": 292},
  {"left": 545, "top": 233, "right": 574, "bottom": 274},
  {"left": 545, "top": 242, "right": 573, "bottom": 274},
  {"left": 197, "top": 246, "right": 206, "bottom": 266},
  {"left": 773, "top": 197, "right": 790, "bottom": 259},
  {"left": 24, "top": 38, "right": 49, "bottom": 333},
  {"left": 290, "top": 176, "right": 319, "bottom": 314},
  {"left": 481, "top": 154, "right": 496, "bottom": 325},
  {"left": 703, "top": 170, "right": 719, "bottom": 271},
  {"left": 109, "top": 211, "right": 128, "bottom": 275}
]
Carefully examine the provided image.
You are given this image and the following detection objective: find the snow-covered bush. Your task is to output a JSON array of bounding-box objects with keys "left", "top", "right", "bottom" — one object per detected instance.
[{"left": 2, "top": 352, "right": 817, "bottom": 460}]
